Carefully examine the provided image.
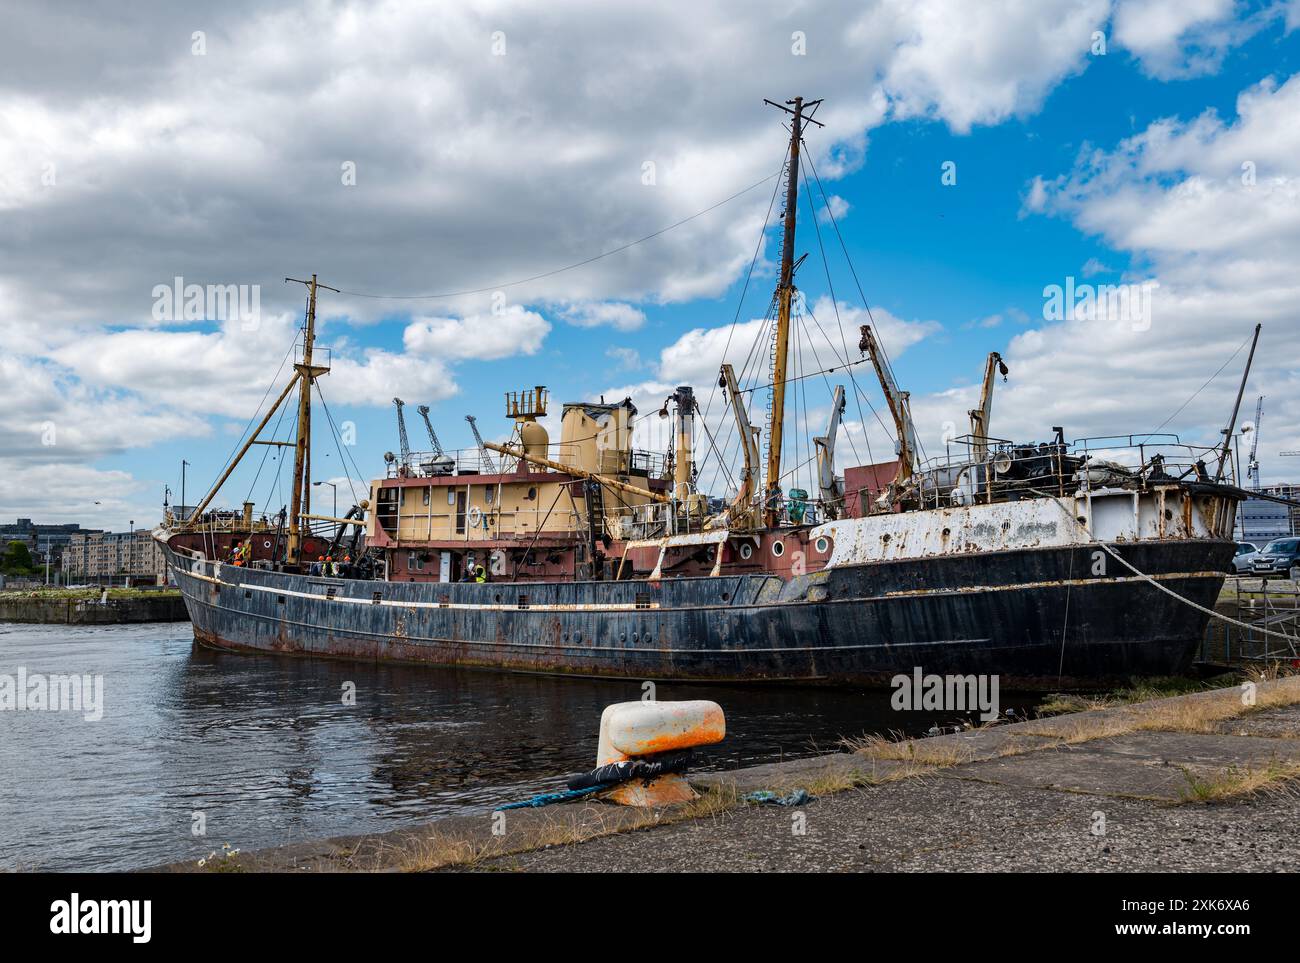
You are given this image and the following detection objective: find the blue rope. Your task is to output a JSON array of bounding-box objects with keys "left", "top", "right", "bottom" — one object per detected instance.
[
  {"left": 744, "top": 789, "right": 813, "bottom": 807},
  {"left": 496, "top": 785, "right": 606, "bottom": 810}
]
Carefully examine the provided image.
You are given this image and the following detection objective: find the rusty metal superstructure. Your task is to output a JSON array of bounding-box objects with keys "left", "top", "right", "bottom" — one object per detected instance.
[{"left": 156, "top": 97, "right": 1248, "bottom": 686}]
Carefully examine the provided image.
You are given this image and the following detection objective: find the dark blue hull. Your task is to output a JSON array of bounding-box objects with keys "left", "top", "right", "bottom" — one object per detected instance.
[{"left": 165, "top": 539, "right": 1231, "bottom": 687}]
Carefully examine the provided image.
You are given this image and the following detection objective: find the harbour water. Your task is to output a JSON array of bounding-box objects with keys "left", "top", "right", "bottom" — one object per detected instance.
[{"left": 0, "top": 621, "right": 1041, "bottom": 871}]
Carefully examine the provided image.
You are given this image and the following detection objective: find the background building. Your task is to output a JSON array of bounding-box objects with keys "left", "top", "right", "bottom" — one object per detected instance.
[
  {"left": 1236, "top": 483, "right": 1300, "bottom": 545},
  {"left": 1261, "top": 483, "right": 1300, "bottom": 537},
  {"left": 64, "top": 529, "right": 167, "bottom": 584},
  {"left": 0, "top": 518, "right": 102, "bottom": 570}
]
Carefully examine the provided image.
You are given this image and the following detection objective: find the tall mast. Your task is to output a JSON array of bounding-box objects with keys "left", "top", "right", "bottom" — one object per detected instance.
[
  {"left": 762, "top": 95, "right": 822, "bottom": 527},
  {"left": 285, "top": 274, "right": 337, "bottom": 564}
]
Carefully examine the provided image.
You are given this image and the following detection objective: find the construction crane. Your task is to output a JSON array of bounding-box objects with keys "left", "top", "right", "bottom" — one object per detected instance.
[
  {"left": 1246, "top": 395, "right": 1263, "bottom": 490},
  {"left": 465, "top": 415, "right": 497, "bottom": 473},
  {"left": 416, "top": 405, "right": 444, "bottom": 456},
  {"left": 392, "top": 397, "right": 411, "bottom": 472}
]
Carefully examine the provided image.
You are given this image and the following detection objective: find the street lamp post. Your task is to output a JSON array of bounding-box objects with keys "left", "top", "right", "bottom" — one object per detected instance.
[{"left": 313, "top": 481, "right": 338, "bottom": 539}]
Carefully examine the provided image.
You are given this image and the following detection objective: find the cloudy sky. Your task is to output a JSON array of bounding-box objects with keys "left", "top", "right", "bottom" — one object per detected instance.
[{"left": 3, "top": 0, "right": 1299, "bottom": 530}]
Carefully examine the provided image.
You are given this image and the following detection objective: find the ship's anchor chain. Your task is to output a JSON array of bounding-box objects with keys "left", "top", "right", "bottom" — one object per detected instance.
[{"left": 1031, "top": 488, "right": 1300, "bottom": 647}]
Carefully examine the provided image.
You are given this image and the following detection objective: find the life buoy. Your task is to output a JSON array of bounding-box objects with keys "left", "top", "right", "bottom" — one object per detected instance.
[
  {"left": 262, "top": 539, "right": 272, "bottom": 549},
  {"left": 467, "top": 505, "right": 483, "bottom": 527}
]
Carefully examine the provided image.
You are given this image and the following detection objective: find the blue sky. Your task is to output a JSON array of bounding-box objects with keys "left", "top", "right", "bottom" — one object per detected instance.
[{"left": 5, "top": 1, "right": 1300, "bottom": 529}]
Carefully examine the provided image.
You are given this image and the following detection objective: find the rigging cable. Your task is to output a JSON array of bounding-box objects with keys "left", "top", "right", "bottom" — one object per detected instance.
[
  {"left": 1136, "top": 330, "right": 1253, "bottom": 444},
  {"left": 699, "top": 149, "right": 791, "bottom": 427},
  {"left": 803, "top": 149, "right": 920, "bottom": 462},
  {"left": 200, "top": 328, "right": 299, "bottom": 509},
  {"left": 242, "top": 383, "right": 293, "bottom": 505},
  {"left": 798, "top": 154, "right": 882, "bottom": 468},
  {"left": 313, "top": 381, "right": 365, "bottom": 508},
  {"left": 1031, "top": 488, "right": 1300, "bottom": 646},
  {"left": 332, "top": 173, "right": 782, "bottom": 302}
]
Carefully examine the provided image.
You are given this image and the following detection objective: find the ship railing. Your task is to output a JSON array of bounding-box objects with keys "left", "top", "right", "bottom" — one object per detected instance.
[
  {"left": 387, "top": 444, "right": 666, "bottom": 479},
  {"left": 172, "top": 510, "right": 282, "bottom": 533},
  {"left": 293, "top": 341, "right": 332, "bottom": 370},
  {"left": 902, "top": 433, "right": 1235, "bottom": 511}
]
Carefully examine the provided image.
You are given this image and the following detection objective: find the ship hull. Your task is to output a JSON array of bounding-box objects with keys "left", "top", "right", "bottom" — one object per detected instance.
[{"left": 165, "top": 538, "right": 1232, "bottom": 687}]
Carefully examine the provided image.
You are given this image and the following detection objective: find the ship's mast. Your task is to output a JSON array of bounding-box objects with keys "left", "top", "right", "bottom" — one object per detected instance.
[
  {"left": 762, "top": 96, "right": 822, "bottom": 527},
  {"left": 285, "top": 274, "right": 337, "bottom": 564}
]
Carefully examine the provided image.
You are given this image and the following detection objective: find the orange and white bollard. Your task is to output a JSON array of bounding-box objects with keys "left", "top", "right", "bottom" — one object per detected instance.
[{"left": 595, "top": 700, "right": 726, "bottom": 806}]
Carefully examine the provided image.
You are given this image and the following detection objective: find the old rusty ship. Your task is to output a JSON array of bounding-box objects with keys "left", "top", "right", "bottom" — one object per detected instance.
[{"left": 156, "top": 97, "right": 1247, "bottom": 686}]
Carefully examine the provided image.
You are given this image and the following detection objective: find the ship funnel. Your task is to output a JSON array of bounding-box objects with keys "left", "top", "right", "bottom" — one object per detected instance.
[{"left": 673, "top": 386, "right": 695, "bottom": 501}]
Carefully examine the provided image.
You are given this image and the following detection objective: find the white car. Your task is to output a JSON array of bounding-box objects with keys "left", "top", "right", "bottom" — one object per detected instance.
[{"left": 1229, "top": 542, "right": 1259, "bottom": 574}]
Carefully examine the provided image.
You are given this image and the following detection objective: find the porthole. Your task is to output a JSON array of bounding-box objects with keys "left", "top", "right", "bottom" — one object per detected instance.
[
  {"left": 738, "top": 543, "right": 754, "bottom": 560},
  {"left": 771, "top": 540, "right": 785, "bottom": 558},
  {"left": 814, "top": 536, "right": 830, "bottom": 555}
]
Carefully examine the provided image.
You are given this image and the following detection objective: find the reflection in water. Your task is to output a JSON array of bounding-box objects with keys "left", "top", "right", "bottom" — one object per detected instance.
[{"left": 0, "top": 622, "right": 1041, "bottom": 871}]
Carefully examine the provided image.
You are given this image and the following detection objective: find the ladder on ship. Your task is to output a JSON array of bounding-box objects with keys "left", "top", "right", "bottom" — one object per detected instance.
[{"left": 583, "top": 479, "right": 608, "bottom": 579}]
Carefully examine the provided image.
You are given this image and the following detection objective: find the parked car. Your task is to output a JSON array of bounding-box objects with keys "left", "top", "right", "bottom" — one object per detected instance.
[
  {"left": 1249, "top": 538, "right": 1300, "bottom": 579},
  {"left": 1230, "top": 542, "right": 1259, "bottom": 574}
]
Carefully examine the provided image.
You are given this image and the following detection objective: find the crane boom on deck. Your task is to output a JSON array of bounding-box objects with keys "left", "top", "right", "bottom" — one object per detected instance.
[
  {"left": 968, "top": 352, "right": 1009, "bottom": 463},
  {"left": 721, "top": 363, "right": 762, "bottom": 529},
  {"left": 416, "top": 405, "right": 444, "bottom": 457},
  {"left": 392, "top": 398, "right": 412, "bottom": 473},
  {"left": 813, "top": 385, "right": 846, "bottom": 519},
  {"left": 859, "top": 324, "right": 918, "bottom": 487},
  {"left": 466, "top": 415, "right": 497, "bottom": 473}
]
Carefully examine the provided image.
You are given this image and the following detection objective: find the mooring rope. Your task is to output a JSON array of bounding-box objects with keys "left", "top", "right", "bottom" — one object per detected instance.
[
  {"left": 496, "top": 785, "right": 606, "bottom": 810},
  {"left": 1030, "top": 488, "right": 1300, "bottom": 647}
]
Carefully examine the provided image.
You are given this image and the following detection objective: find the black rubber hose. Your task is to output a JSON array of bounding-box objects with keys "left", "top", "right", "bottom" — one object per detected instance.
[{"left": 565, "top": 749, "right": 694, "bottom": 791}]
